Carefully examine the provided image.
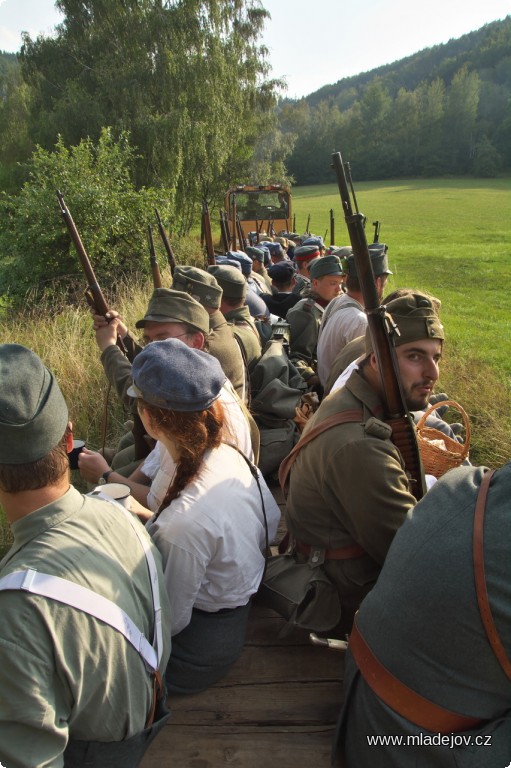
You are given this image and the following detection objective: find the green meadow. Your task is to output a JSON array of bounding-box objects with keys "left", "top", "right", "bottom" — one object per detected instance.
[
  {"left": 293, "top": 179, "right": 511, "bottom": 378},
  {"left": 0, "top": 177, "right": 510, "bottom": 556}
]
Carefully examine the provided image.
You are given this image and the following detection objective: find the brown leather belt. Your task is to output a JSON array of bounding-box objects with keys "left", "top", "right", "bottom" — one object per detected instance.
[
  {"left": 295, "top": 539, "right": 365, "bottom": 560},
  {"left": 349, "top": 619, "right": 483, "bottom": 733}
]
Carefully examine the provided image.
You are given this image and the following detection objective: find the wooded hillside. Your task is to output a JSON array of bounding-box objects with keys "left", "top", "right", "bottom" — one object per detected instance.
[{"left": 279, "top": 17, "right": 511, "bottom": 183}]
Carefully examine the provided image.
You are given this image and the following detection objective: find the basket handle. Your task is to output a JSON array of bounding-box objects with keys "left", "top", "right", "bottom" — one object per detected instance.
[{"left": 416, "top": 399, "right": 470, "bottom": 451}]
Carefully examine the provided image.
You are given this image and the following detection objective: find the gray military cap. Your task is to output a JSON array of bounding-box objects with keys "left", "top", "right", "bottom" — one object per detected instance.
[{"left": 0, "top": 344, "right": 69, "bottom": 464}]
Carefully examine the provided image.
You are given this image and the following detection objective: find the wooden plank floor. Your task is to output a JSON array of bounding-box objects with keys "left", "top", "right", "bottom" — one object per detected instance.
[{"left": 141, "top": 602, "right": 346, "bottom": 767}]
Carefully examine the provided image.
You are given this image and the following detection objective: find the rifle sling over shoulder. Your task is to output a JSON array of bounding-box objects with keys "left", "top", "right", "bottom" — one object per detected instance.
[{"left": 278, "top": 409, "right": 363, "bottom": 494}]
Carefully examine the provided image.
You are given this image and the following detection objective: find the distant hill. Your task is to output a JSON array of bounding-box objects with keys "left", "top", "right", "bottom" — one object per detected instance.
[
  {"left": 304, "top": 16, "right": 511, "bottom": 109},
  {"left": 279, "top": 17, "right": 511, "bottom": 183}
]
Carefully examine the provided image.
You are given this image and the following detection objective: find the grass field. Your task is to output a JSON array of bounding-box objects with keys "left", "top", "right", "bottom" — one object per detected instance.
[
  {"left": 292, "top": 178, "right": 511, "bottom": 377},
  {"left": 0, "top": 177, "right": 510, "bottom": 555}
]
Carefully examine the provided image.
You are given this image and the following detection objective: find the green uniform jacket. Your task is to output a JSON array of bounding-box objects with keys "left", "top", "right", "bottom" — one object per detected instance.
[
  {"left": 0, "top": 487, "right": 171, "bottom": 768},
  {"left": 286, "top": 295, "right": 324, "bottom": 382},
  {"left": 224, "top": 305, "right": 262, "bottom": 372},
  {"left": 285, "top": 370, "right": 416, "bottom": 628},
  {"left": 208, "top": 309, "right": 246, "bottom": 401}
]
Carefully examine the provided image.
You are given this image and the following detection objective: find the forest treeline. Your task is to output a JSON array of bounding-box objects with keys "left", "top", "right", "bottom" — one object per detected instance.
[{"left": 0, "top": 3, "right": 509, "bottom": 300}]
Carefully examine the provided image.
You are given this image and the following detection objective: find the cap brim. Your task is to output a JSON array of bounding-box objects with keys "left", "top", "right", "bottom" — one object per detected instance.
[
  {"left": 126, "top": 382, "right": 143, "bottom": 399},
  {"left": 134, "top": 315, "right": 185, "bottom": 329}
]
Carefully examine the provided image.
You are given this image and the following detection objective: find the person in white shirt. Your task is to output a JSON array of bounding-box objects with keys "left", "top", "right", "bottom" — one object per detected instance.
[{"left": 128, "top": 339, "right": 281, "bottom": 694}]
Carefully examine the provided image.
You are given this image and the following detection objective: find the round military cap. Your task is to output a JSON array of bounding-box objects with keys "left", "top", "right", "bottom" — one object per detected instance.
[
  {"left": 0, "top": 344, "right": 69, "bottom": 464},
  {"left": 309, "top": 254, "right": 344, "bottom": 279},
  {"left": 346, "top": 243, "right": 392, "bottom": 278},
  {"left": 128, "top": 339, "right": 225, "bottom": 412},
  {"left": 214, "top": 255, "right": 243, "bottom": 270},
  {"left": 275, "top": 237, "right": 289, "bottom": 249},
  {"left": 365, "top": 292, "right": 444, "bottom": 353},
  {"left": 227, "top": 250, "right": 253, "bottom": 276},
  {"left": 268, "top": 261, "right": 296, "bottom": 282},
  {"left": 246, "top": 246, "right": 265, "bottom": 263},
  {"left": 302, "top": 235, "right": 325, "bottom": 249},
  {"left": 172, "top": 265, "right": 223, "bottom": 309},
  {"left": 135, "top": 288, "right": 210, "bottom": 335},
  {"left": 245, "top": 289, "right": 270, "bottom": 318},
  {"left": 327, "top": 245, "right": 352, "bottom": 259},
  {"left": 266, "top": 242, "right": 286, "bottom": 259},
  {"left": 294, "top": 244, "right": 321, "bottom": 262},
  {"left": 208, "top": 264, "right": 247, "bottom": 299}
]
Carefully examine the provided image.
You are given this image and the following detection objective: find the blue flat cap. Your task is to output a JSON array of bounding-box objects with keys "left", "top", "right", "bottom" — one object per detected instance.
[{"left": 128, "top": 339, "right": 225, "bottom": 412}]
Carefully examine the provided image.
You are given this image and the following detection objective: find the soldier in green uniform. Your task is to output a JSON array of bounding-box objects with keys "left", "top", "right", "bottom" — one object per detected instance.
[
  {"left": 285, "top": 293, "right": 445, "bottom": 635},
  {"left": 172, "top": 265, "right": 246, "bottom": 402},
  {"left": 208, "top": 263, "right": 262, "bottom": 374},
  {"left": 292, "top": 244, "right": 322, "bottom": 296},
  {"left": 286, "top": 254, "right": 345, "bottom": 387},
  {"left": 0, "top": 344, "right": 171, "bottom": 768}
]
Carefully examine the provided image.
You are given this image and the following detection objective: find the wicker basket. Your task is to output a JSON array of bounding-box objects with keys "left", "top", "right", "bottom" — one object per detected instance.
[{"left": 416, "top": 400, "right": 470, "bottom": 478}]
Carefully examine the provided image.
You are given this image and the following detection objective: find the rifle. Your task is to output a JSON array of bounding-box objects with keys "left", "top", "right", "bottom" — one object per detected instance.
[
  {"left": 331, "top": 151, "right": 426, "bottom": 501},
  {"left": 236, "top": 214, "right": 248, "bottom": 252},
  {"left": 147, "top": 225, "right": 163, "bottom": 289},
  {"left": 373, "top": 220, "right": 381, "bottom": 243},
  {"left": 220, "top": 209, "right": 231, "bottom": 252},
  {"left": 231, "top": 194, "right": 237, "bottom": 251},
  {"left": 154, "top": 208, "right": 176, "bottom": 276},
  {"left": 330, "top": 208, "right": 335, "bottom": 246},
  {"left": 56, "top": 191, "right": 127, "bottom": 356},
  {"left": 202, "top": 200, "right": 216, "bottom": 265}
]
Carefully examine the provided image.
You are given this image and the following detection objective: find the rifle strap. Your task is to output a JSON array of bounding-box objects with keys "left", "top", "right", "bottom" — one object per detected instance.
[
  {"left": 349, "top": 466, "right": 508, "bottom": 735},
  {"left": 473, "top": 468, "right": 511, "bottom": 679},
  {"left": 278, "top": 409, "right": 363, "bottom": 495}
]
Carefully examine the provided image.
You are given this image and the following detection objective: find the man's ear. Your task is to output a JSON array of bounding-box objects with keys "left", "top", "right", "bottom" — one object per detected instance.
[{"left": 370, "top": 353, "right": 378, "bottom": 371}]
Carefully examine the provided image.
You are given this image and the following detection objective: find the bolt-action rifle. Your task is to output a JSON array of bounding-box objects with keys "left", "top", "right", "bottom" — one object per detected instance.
[
  {"left": 202, "top": 201, "right": 216, "bottom": 266},
  {"left": 57, "top": 191, "right": 151, "bottom": 460},
  {"left": 219, "top": 209, "right": 231, "bottom": 252},
  {"left": 373, "top": 220, "right": 381, "bottom": 243},
  {"left": 236, "top": 214, "right": 248, "bottom": 252},
  {"left": 147, "top": 225, "right": 163, "bottom": 289},
  {"left": 56, "top": 190, "right": 127, "bottom": 356},
  {"left": 331, "top": 151, "right": 426, "bottom": 501},
  {"left": 154, "top": 208, "right": 176, "bottom": 276}
]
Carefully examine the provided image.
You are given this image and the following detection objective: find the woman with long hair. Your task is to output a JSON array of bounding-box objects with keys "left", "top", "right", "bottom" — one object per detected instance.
[{"left": 127, "top": 339, "right": 281, "bottom": 694}]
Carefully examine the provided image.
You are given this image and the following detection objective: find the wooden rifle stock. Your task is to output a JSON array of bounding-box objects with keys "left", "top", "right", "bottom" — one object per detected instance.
[
  {"left": 202, "top": 201, "right": 216, "bottom": 265},
  {"left": 331, "top": 152, "right": 425, "bottom": 500},
  {"left": 147, "top": 225, "right": 163, "bottom": 288},
  {"left": 154, "top": 208, "right": 176, "bottom": 276},
  {"left": 56, "top": 190, "right": 127, "bottom": 356}
]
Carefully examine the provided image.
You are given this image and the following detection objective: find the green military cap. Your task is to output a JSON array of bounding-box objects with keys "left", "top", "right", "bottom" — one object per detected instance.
[
  {"left": 135, "top": 288, "right": 210, "bottom": 335},
  {"left": 365, "top": 292, "right": 444, "bottom": 353},
  {"left": 172, "top": 265, "right": 223, "bottom": 309},
  {"left": 346, "top": 243, "right": 392, "bottom": 278},
  {"left": 246, "top": 246, "right": 265, "bottom": 262},
  {"left": 0, "top": 344, "right": 69, "bottom": 464},
  {"left": 207, "top": 264, "right": 247, "bottom": 300},
  {"left": 309, "top": 254, "right": 344, "bottom": 279}
]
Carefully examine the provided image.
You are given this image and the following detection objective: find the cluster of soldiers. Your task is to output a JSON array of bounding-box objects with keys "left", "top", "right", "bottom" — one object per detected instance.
[{"left": 1, "top": 227, "right": 510, "bottom": 768}]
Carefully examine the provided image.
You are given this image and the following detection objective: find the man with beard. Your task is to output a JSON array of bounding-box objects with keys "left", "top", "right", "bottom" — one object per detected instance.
[{"left": 284, "top": 292, "right": 444, "bottom": 635}]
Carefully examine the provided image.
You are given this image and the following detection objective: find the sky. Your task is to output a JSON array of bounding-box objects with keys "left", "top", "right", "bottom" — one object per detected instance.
[{"left": 1, "top": 0, "right": 510, "bottom": 98}]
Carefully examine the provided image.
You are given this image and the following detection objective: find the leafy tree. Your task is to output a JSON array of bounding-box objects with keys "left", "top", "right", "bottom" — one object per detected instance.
[
  {"left": 18, "top": 1, "right": 287, "bottom": 231},
  {"left": 473, "top": 135, "right": 501, "bottom": 177},
  {"left": 0, "top": 128, "right": 173, "bottom": 302}
]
